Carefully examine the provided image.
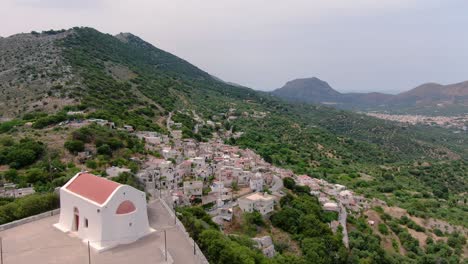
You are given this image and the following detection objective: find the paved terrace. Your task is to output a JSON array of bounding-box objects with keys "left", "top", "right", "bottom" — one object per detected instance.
[{"left": 0, "top": 200, "right": 203, "bottom": 264}]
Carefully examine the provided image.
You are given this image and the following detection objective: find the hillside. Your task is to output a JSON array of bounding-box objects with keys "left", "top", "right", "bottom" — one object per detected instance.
[
  {"left": 0, "top": 30, "right": 79, "bottom": 118},
  {"left": 0, "top": 27, "right": 466, "bottom": 263},
  {"left": 0, "top": 27, "right": 465, "bottom": 171},
  {"left": 272, "top": 77, "right": 468, "bottom": 115}
]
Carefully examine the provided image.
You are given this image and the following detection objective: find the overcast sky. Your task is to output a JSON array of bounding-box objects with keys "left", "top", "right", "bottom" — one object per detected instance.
[{"left": 1, "top": 0, "right": 468, "bottom": 93}]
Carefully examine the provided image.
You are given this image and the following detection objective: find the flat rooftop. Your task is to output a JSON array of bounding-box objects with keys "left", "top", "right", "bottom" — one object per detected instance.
[
  {"left": 0, "top": 200, "right": 201, "bottom": 264},
  {"left": 242, "top": 192, "right": 275, "bottom": 201}
]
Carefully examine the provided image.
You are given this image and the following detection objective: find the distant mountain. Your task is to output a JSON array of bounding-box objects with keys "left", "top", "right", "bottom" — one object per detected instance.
[
  {"left": 392, "top": 81, "right": 468, "bottom": 106},
  {"left": 272, "top": 77, "right": 468, "bottom": 115},
  {"left": 271, "top": 77, "right": 341, "bottom": 104}
]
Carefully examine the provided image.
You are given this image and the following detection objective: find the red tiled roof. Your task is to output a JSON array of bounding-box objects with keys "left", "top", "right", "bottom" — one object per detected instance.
[{"left": 66, "top": 173, "right": 121, "bottom": 204}]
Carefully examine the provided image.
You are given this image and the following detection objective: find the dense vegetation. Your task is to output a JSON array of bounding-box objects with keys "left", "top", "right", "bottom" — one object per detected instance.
[
  {"left": 0, "top": 193, "right": 59, "bottom": 224},
  {"left": 0, "top": 137, "right": 45, "bottom": 169}
]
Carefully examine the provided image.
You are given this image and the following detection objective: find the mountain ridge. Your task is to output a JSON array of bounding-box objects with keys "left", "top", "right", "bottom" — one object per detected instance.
[{"left": 272, "top": 77, "right": 468, "bottom": 115}]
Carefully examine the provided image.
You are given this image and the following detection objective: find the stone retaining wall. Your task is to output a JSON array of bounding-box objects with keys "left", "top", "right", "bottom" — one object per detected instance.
[{"left": 0, "top": 209, "right": 60, "bottom": 232}]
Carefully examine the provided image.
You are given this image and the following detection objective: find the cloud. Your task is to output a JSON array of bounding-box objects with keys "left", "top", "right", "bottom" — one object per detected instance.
[
  {"left": 0, "top": 0, "right": 466, "bottom": 92},
  {"left": 11, "top": 0, "right": 101, "bottom": 9}
]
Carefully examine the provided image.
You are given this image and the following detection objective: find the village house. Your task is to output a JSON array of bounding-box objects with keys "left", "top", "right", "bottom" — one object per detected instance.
[
  {"left": 323, "top": 202, "right": 339, "bottom": 212},
  {"left": 236, "top": 170, "right": 251, "bottom": 186},
  {"left": 67, "top": 111, "right": 85, "bottom": 116},
  {"left": 297, "top": 175, "right": 314, "bottom": 186},
  {"left": 249, "top": 172, "right": 264, "bottom": 192},
  {"left": 162, "top": 147, "right": 179, "bottom": 160},
  {"left": 183, "top": 181, "right": 203, "bottom": 197},
  {"left": 123, "top": 125, "right": 134, "bottom": 132},
  {"left": 239, "top": 192, "right": 275, "bottom": 215},
  {"left": 191, "top": 156, "right": 205, "bottom": 168},
  {"left": 171, "top": 130, "right": 183, "bottom": 139},
  {"left": 178, "top": 160, "right": 193, "bottom": 175},
  {"left": 210, "top": 181, "right": 225, "bottom": 193},
  {"left": 54, "top": 172, "right": 153, "bottom": 252},
  {"left": 338, "top": 190, "right": 356, "bottom": 207},
  {"left": 88, "top": 118, "right": 115, "bottom": 129}
]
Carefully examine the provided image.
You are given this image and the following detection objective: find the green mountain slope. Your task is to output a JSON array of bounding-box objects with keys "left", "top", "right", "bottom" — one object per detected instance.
[{"left": 59, "top": 28, "right": 466, "bottom": 162}]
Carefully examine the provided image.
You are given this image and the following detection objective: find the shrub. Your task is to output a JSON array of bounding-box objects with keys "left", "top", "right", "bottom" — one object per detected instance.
[
  {"left": 378, "top": 223, "right": 389, "bottom": 235},
  {"left": 64, "top": 140, "right": 85, "bottom": 153},
  {"left": 97, "top": 144, "right": 112, "bottom": 156}
]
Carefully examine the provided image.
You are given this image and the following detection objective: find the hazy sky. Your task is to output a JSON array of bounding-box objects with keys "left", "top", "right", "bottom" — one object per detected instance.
[{"left": 1, "top": 0, "right": 468, "bottom": 93}]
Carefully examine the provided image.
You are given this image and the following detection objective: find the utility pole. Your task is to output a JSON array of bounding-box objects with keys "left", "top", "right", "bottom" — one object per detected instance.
[
  {"left": 1, "top": 237, "right": 3, "bottom": 264},
  {"left": 173, "top": 204, "right": 177, "bottom": 225},
  {"left": 87, "top": 241, "right": 91, "bottom": 264},
  {"left": 191, "top": 221, "right": 196, "bottom": 255},
  {"left": 164, "top": 230, "right": 167, "bottom": 262}
]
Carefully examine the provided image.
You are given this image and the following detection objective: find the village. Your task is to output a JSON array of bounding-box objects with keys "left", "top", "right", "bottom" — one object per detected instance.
[
  {"left": 0, "top": 109, "right": 377, "bottom": 261},
  {"left": 108, "top": 110, "right": 373, "bottom": 256},
  {"left": 366, "top": 112, "right": 468, "bottom": 131}
]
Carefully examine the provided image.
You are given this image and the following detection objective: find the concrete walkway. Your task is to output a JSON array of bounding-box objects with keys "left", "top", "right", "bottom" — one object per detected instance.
[{"left": 0, "top": 200, "right": 201, "bottom": 264}]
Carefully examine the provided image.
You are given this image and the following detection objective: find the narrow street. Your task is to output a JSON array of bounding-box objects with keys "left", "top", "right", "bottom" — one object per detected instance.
[{"left": 338, "top": 203, "right": 349, "bottom": 248}]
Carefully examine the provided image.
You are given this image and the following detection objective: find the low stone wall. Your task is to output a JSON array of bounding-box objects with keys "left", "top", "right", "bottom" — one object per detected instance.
[
  {"left": 159, "top": 198, "right": 209, "bottom": 264},
  {"left": 0, "top": 209, "right": 60, "bottom": 232}
]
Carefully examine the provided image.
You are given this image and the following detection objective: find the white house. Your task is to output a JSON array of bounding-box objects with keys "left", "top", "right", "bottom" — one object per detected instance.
[
  {"left": 338, "top": 190, "right": 355, "bottom": 205},
  {"left": 54, "top": 172, "right": 154, "bottom": 252},
  {"left": 249, "top": 172, "right": 264, "bottom": 192},
  {"left": 238, "top": 192, "right": 275, "bottom": 215},
  {"left": 210, "top": 181, "right": 225, "bottom": 193},
  {"left": 323, "top": 202, "right": 339, "bottom": 212}
]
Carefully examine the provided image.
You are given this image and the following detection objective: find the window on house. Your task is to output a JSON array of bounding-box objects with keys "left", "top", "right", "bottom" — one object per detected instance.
[{"left": 85, "top": 218, "right": 89, "bottom": 228}]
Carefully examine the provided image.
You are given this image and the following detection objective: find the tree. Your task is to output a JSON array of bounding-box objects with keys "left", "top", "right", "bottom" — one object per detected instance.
[
  {"left": 283, "top": 177, "right": 295, "bottom": 189},
  {"left": 231, "top": 181, "right": 239, "bottom": 192},
  {"left": 3, "top": 169, "right": 19, "bottom": 183},
  {"left": 25, "top": 168, "right": 47, "bottom": 184},
  {"left": 271, "top": 207, "right": 303, "bottom": 234},
  {"left": 7, "top": 149, "right": 36, "bottom": 169}
]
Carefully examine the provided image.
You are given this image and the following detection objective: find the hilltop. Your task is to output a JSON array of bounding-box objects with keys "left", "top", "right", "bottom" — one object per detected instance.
[{"left": 272, "top": 77, "right": 468, "bottom": 115}]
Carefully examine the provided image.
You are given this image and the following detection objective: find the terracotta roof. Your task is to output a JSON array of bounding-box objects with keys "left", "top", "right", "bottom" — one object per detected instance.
[{"left": 66, "top": 173, "right": 121, "bottom": 204}]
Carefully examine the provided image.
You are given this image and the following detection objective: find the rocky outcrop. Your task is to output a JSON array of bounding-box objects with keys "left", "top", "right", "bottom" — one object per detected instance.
[{"left": 252, "top": 236, "right": 276, "bottom": 258}]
